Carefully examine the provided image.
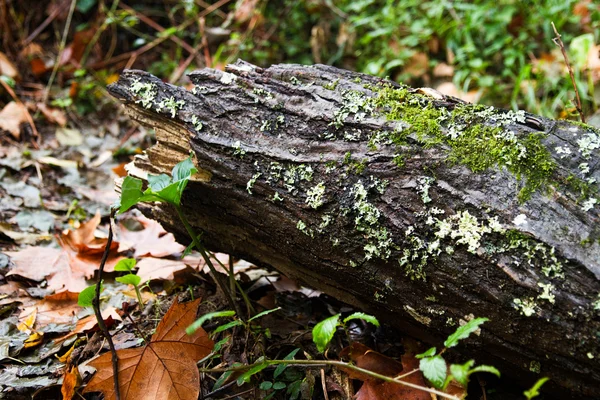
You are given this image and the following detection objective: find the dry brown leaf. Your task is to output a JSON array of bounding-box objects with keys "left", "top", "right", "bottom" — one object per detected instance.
[
  {"left": 6, "top": 245, "right": 119, "bottom": 293},
  {"left": 6, "top": 246, "right": 66, "bottom": 282},
  {"left": 340, "top": 342, "right": 403, "bottom": 380},
  {"left": 135, "top": 257, "right": 192, "bottom": 282},
  {"left": 37, "top": 103, "right": 67, "bottom": 126},
  {"left": 84, "top": 298, "right": 214, "bottom": 400},
  {"left": 6, "top": 212, "right": 124, "bottom": 292},
  {"left": 58, "top": 307, "right": 121, "bottom": 342},
  {"left": 0, "top": 101, "right": 29, "bottom": 139},
  {"left": 0, "top": 51, "right": 19, "bottom": 79},
  {"left": 19, "top": 291, "right": 81, "bottom": 328},
  {"left": 118, "top": 215, "right": 184, "bottom": 258},
  {"left": 435, "top": 82, "right": 482, "bottom": 104},
  {"left": 340, "top": 342, "right": 430, "bottom": 400}
]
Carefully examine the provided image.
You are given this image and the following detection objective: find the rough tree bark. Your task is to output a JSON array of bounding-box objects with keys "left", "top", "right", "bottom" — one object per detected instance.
[{"left": 108, "top": 60, "right": 600, "bottom": 399}]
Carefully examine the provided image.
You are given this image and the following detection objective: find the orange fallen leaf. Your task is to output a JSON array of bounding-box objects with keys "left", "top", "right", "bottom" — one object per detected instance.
[
  {"left": 61, "top": 363, "right": 81, "bottom": 400},
  {"left": 84, "top": 298, "right": 214, "bottom": 400},
  {"left": 7, "top": 212, "right": 123, "bottom": 293}
]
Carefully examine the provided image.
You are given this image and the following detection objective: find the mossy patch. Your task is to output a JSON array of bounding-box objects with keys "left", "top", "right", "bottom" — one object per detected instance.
[{"left": 372, "top": 86, "right": 557, "bottom": 202}]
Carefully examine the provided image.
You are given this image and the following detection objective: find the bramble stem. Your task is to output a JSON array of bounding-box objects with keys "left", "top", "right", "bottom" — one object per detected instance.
[{"left": 198, "top": 359, "right": 459, "bottom": 400}]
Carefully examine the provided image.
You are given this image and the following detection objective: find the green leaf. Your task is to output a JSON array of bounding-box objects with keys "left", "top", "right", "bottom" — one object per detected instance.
[
  {"left": 469, "top": 365, "right": 500, "bottom": 378},
  {"left": 312, "top": 314, "right": 340, "bottom": 353},
  {"left": 76, "top": 0, "right": 97, "bottom": 13},
  {"left": 78, "top": 284, "right": 100, "bottom": 307},
  {"left": 172, "top": 156, "right": 197, "bottom": 182},
  {"left": 260, "top": 381, "right": 273, "bottom": 390},
  {"left": 286, "top": 379, "right": 302, "bottom": 400},
  {"left": 213, "top": 319, "right": 244, "bottom": 334},
  {"left": 237, "top": 358, "right": 269, "bottom": 385},
  {"left": 114, "top": 258, "right": 136, "bottom": 272},
  {"left": 116, "top": 273, "right": 141, "bottom": 287},
  {"left": 419, "top": 355, "right": 447, "bottom": 389},
  {"left": 119, "top": 176, "right": 144, "bottom": 214},
  {"left": 343, "top": 312, "right": 380, "bottom": 327},
  {"left": 212, "top": 337, "right": 230, "bottom": 353},
  {"left": 444, "top": 317, "right": 488, "bottom": 348},
  {"left": 186, "top": 310, "right": 236, "bottom": 335},
  {"left": 249, "top": 307, "right": 282, "bottom": 322},
  {"left": 524, "top": 377, "right": 549, "bottom": 399},
  {"left": 272, "top": 381, "right": 286, "bottom": 390},
  {"left": 449, "top": 360, "right": 475, "bottom": 386},
  {"left": 147, "top": 173, "right": 172, "bottom": 192},
  {"left": 274, "top": 348, "right": 300, "bottom": 378},
  {"left": 213, "top": 363, "right": 242, "bottom": 390},
  {"left": 416, "top": 347, "right": 437, "bottom": 359}
]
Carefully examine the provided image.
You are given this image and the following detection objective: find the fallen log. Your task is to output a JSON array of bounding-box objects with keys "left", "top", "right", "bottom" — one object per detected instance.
[{"left": 108, "top": 60, "right": 600, "bottom": 399}]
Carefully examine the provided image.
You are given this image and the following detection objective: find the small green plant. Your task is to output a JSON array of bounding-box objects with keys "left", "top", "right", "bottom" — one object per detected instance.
[
  {"left": 415, "top": 317, "right": 499, "bottom": 389},
  {"left": 114, "top": 258, "right": 145, "bottom": 306},
  {"left": 117, "top": 155, "right": 240, "bottom": 314},
  {"left": 186, "top": 307, "right": 281, "bottom": 337},
  {"left": 524, "top": 377, "right": 549, "bottom": 399},
  {"left": 78, "top": 282, "right": 102, "bottom": 307},
  {"left": 312, "top": 312, "right": 380, "bottom": 352}
]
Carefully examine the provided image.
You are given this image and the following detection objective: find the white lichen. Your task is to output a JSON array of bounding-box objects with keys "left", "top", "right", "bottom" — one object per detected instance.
[
  {"left": 232, "top": 141, "right": 246, "bottom": 158},
  {"left": 220, "top": 72, "right": 237, "bottom": 84},
  {"left": 514, "top": 297, "right": 537, "bottom": 317},
  {"left": 130, "top": 78, "right": 157, "bottom": 109},
  {"left": 537, "top": 282, "right": 555, "bottom": 304},
  {"left": 513, "top": 213, "right": 528, "bottom": 226},
  {"left": 306, "top": 182, "right": 326, "bottom": 209},
  {"left": 191, "top": 115, "right": 203, "bottom": 131},
  {"left": 416, "top": 177, "right": 434, "bottom": 204},
  {"left": 158, "top": 96, "right": 185, "bottom": 118},
  {"left": 246, "top": 172, "right": 261, "bottom": 194},
  {"left": 581, "top": 197, "right": 597, "bottom": 212}
]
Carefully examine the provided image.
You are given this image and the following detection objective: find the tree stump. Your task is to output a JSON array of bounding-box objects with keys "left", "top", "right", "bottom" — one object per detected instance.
[{"left": 108, "top": 60, "right": 600, "bottom": 399}]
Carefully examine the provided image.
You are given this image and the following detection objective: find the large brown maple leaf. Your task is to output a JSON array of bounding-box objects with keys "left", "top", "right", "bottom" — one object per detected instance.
[{"left": 83, "top": 298, "right": 213, "bottom": 400}]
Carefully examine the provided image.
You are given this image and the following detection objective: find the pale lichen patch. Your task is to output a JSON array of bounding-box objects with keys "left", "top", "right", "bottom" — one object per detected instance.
[
  {"left": 306, "top": 182, "right": 326, "bottom": 209},
  {"left": 514, "top": 297, "right": 537, "bottom": 317}
]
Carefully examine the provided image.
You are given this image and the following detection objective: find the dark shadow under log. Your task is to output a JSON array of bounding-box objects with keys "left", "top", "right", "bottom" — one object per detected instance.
[{"left": 108, "top": 60, "right": 600, "bottom": 399}]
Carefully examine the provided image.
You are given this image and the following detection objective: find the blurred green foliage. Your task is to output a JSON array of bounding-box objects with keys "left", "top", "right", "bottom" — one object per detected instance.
[{"left": 215, "top": 0, "right": 600, "bottom": 118}]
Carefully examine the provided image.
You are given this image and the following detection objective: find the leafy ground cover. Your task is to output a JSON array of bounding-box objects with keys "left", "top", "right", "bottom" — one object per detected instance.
[{"left": 0, "top": 0, "right": 598, "bottom": 399}]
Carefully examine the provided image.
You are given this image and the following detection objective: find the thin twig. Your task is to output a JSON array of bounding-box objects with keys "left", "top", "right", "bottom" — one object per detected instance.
[
  {"left": 321, "top": 368, "right": 330, "bottom": 400},
  {"left": 123, "top": 0, "right": 233, "bottom": 70},
  {"left": 42, "top": 0, "right": 77, "bottom": 105},
  {"left": 551, "top": 22, "right": 585, "bottom": 123},
  {"left": 93, "top": 209, "right": 120, "bottom": 400},
  {"left": 199, "top": 359, "right": 460, "bottom": 400}
]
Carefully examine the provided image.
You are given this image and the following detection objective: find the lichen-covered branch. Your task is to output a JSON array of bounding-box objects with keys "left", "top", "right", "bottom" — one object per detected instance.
[{"left": 108, "top": 61, "right": 600, "bottom": 399}]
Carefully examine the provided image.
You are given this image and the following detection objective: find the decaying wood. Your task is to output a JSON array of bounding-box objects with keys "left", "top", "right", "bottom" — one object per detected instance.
[{"left": 108, "top": 60, "right": 600, "bottom": 399}]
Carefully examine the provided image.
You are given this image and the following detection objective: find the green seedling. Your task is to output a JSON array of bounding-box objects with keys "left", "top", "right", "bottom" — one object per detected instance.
[
  {"left": 312, "top": 312, "right": 380, "bottom": 353},
  {"left": 114, "top": 258, "right": 145, "bottom": 307},
  {"left": 414, "top": 317, "right": 500, "bottom": 389},
  {"left": 117, "top": 155, "right": 241, "bottom": 315}
]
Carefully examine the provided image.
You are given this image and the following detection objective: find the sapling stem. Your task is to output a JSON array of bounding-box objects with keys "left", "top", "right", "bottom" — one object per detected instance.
[{"left": 175, "top": 205, "right": 241, "bottom": 316}]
